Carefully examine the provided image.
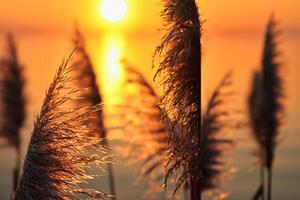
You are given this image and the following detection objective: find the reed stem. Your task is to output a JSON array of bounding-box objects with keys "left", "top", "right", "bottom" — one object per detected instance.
[
  {"left": 267, "top": 168, "right": 272, "bottom": 200},
  {"left": 13, "top": 145, "right": 21, "bottom": 192},
  {"left": 107, "top": 162, "right": 116, "bottom": 200},
  {"left": 184, "top": 182, "right": 189, "bottom": 200},
  {"left": 190, "top": 178, "right": 201, "bottom": 200},
  {"left": 260, "top": 165, "right": 265, "bottom": 200},
  {"left": 103, "top": 140, "right": 116, "bottom": 200}
]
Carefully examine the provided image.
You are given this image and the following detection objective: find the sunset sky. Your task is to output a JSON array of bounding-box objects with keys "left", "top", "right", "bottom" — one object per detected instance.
[{"left": 0, "top": 0, "right": 299, "bottom": 35}]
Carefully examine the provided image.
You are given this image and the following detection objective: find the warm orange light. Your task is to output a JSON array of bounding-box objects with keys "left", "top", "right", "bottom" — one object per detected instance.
[
  {"left": 101, "top": 33, "right": 125, "bottom": 93},
  {"left": 100, "top": 0, "right": 128, "bottom": 23}
]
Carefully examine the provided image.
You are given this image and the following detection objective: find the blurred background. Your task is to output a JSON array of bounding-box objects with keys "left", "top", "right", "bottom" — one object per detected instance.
[{"left": 0, "top": 0, "right": 299, "bottom": 199}]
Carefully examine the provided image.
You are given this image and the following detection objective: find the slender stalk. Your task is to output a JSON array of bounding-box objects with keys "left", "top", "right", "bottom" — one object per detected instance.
[
  {"left": 103, "top": 140, "right": 117, "bottom": 200},
  {"left": 103, "top": 127, "right": 116, "bottom": 200},
  {"left": 191, "top": 178, "right": 201, "bottom": 200},
  {"left": 261, "top": 165, "right": 265, "bottom": 200},
  {"left": 183, "top": 177, "right": 189, "bottom": 200},
  {"left": 184, "top": 186, "right": 189, "bottom": 200},
  {"left": 13, "top": 167, "right": 18, "bottom": 192},
  {"left": 192, "top": 13, "right": 203, "bottom": 198},
  {"left": 107, "top": 163, "right": 116, "bottom": 199},
  {"left": 13, "top": 145, "right": 21, "bottom": 191},
  {"left": 0, "top": 34, "right": 25, "bottom": 193},
  {"left": 100, "top": 118, "right": 116, "bottom": 199},
  {"left": 267, "top": 168, "right": 272, "bottom": 200}
]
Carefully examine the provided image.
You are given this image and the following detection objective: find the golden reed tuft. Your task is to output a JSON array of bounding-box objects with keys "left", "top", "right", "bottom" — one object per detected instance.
[
  {"left": 72, "top": 25, "right": 117, "bottom": 199},
  {"left": 153, "top": 0, "right": 202, "bottom": 198},
  {"left": 0, "top": 34, "right": 26, "bottom": 190},
  {"left": 121, "top": 61, "right": 169, "bottom": 199},
  {"left": 12, "top": 54, "right": 113, "bottom": 200}
]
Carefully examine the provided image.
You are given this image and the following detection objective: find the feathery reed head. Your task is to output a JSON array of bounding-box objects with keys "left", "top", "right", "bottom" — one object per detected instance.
[
  {"left": 248, "top": 71, "right": 265, "bottom": 160},
  {"left": 12, "top": 55, "right": 112, "bottom": 199},
  {"left": 72, "top": 25, "right": 106, "bottom": 139},
  {"left": 260, "top": 15, "right": 284, "bottom": 170},
  {"left": 122, "top": 61, "right": 169, "bottom": 199},
  {"left": 153, "top": 0, "right": 202, "bottom": 193},
  {"left": 200, "top": 73, "right": 234, "bottom": 198},
  {"left": 0, "top": 33, "right": 25, "bottom": 150}
]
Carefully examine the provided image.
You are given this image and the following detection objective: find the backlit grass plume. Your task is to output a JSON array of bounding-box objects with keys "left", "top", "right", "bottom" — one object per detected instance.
[
  {"left": 0, "top": 33, "right": 26, "bottom": 191},
  {"left": 153, "top": 0, "right": 202, "bottom": 198},
  {"left": 248, "top": 71, "right": 263, "bottom": 151},
  {"left": 72, "top": 25, "right": 105, "bottom": 137},
  {"left": 248, "top": 71, "right": 265, "bottom": 200},
  {"left": 248, "top": 15, "right": 284, "bottom": 200},
  {"left": 122, "top": 61, "right": 169, "bottom": 199},
  {"left": 200, "top": 73, "right": 234, "bottom": 200},
  {"left": 72, "top": 25, "right": 117, "bottom": 199},
  {"left": 12, "top": 55, "right": 113, "bottom": 200},
  {"left": 261, "top": 17, "right": 283, "bottom": 196}
]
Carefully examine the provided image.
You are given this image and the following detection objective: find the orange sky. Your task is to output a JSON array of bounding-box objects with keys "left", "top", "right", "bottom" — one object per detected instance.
[{"left": 0, "top": 0, "right": 299, "bottom": 35}]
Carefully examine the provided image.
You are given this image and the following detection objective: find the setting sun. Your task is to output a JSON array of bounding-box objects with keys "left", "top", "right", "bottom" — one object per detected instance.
[{"left": 100, "top": 0, "right": 128, "bottom": 22}]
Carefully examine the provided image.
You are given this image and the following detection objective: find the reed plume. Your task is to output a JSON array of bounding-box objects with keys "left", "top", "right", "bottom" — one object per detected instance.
[
  {"left": 121, "top": 61, "right": 169, "bottom": 199},
  {"left": 248, "top": 71, "right": 263, "bottom": 150},
  {"left": 12, "top": 55, "right": 113, "bottom": 200},
  {"left": 248, "top": 15, "right": 284, "bottom": 200},
  {"left": 0, "top": 33, "right": 26, "bottom": 191},
  {"left": 72, "top": 25, "right": 106, "bottom": 138},
  {"left": 248, "top": 71, "right": 265, "bottom": 200},
  {"left": 200, "top": 73, "right": 234, "bottom": 200},
  {"left": 261, "top": 15, "right": 284, "bottom": 200},
  {"left": 153, "top": 0, "right": 202, "bottom": 199},
  {"left": 72, "top": 26, "right": 117, "bottom": 199}
]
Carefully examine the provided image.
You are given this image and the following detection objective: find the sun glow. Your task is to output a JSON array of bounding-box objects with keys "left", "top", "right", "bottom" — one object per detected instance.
[
  {"left": 100, "top": 33, "right": 125, "bottom": 93},
  {"left": 100, "top": 0, "right": 128, "bottom": 22}
]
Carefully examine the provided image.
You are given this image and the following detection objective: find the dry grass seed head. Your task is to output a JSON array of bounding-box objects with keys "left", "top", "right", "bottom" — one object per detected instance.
[
  {"left": 153, "top": 0, "right": 202, "bottom": 193},
  {"left": 72, "top": 25, "right": 106, "bottom": 139},
  {"left": 260, "top": 15, "right": 284, "bottom": 170},
  {"left": 13, "top": 55, "right": 113, "bottom": 200},
  {"left": 0, "top": 33, "right": 25, "bottom": 150},
  {"left": 122, "top": 61, "right": 170, "bottom": 199}
]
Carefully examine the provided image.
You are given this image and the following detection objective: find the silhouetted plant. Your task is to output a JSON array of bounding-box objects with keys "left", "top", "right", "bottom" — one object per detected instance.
[
  {"left": 200, "top": 73, "right": 235, "bottom": 200},
  {"left": 121, "top": 61, "right": 169, "bottom": 199},
  {"left": 248, "top": 71, "right": 265, "bottom": 200},
  {"left": 0, "top": 33, "right": 26, "bottom": 191},
  {"left": 72, "top": 25, "right": 117, "bottom": 199},
  {"left": 12, "top": 54, "right": 113, "bottom": 200},
  {"left": 248, "top": 15, "right": 284, "bottom": 200},
  {"left": 153, "top": 0, "right": 202, "bottom": 199},
  {"left": 261, "top": 16, "right": 284, "bottom": 200}
]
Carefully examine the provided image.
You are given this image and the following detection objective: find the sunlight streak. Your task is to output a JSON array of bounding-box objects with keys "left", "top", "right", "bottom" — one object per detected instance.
[{"left": 101, "top": 33, "right": 125, "bottom": 95}]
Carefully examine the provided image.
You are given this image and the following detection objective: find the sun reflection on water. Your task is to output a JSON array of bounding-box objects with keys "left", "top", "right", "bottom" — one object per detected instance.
[
  {"left": 100, "top": 33, "right": 125, "bottom": 95},
  {"left": 98, "top": 32, "right": 126, "bottom": 138}
]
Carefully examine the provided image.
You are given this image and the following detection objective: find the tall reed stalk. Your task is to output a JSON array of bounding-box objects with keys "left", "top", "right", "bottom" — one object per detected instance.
[
  {"left": 248, "top": 15, "right": 284, "bottom": 200},
  {"left": 12, "top": 54, "right": 113, "bottom": 199},
  {"left": 0, "top": 34, "right": 26, "bottom": 192},
  {"left": 72, "top": 26, "right": 117, "bottom": 199},
  {"left": 153, "top": 0, "right": 202, "bottom": 199}
]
